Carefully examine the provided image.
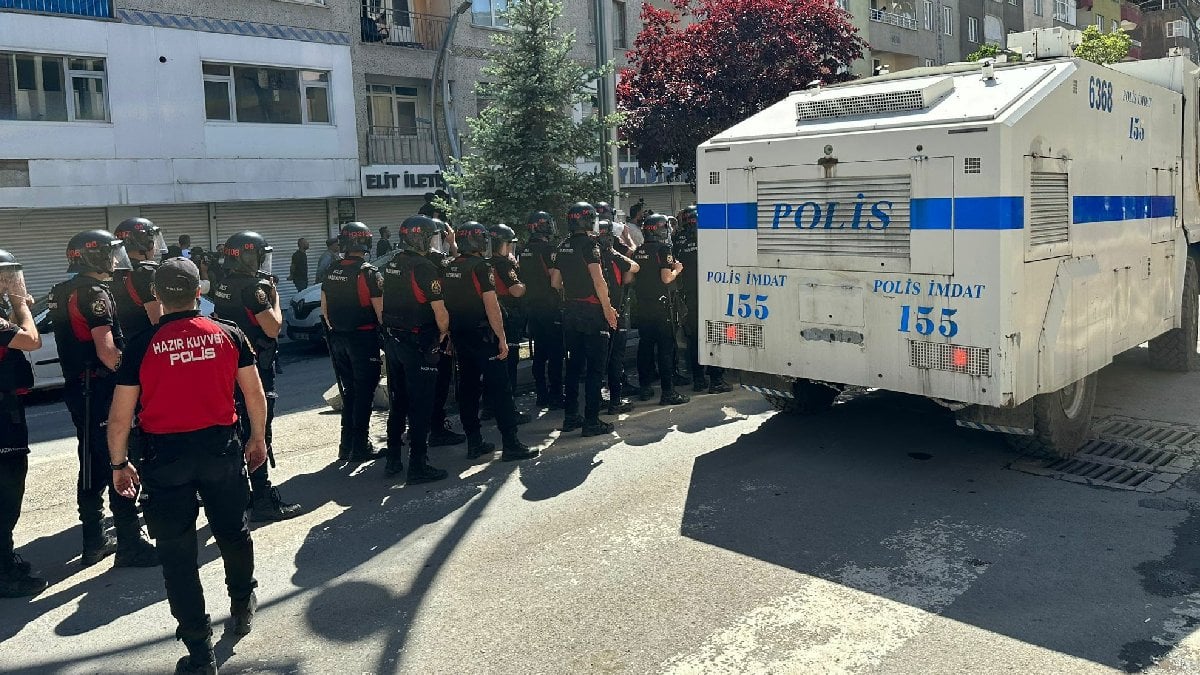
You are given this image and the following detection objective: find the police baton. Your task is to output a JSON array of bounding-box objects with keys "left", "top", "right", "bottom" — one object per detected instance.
[{"left": 322, "top": 324, "right": 345, "bottom": 401}]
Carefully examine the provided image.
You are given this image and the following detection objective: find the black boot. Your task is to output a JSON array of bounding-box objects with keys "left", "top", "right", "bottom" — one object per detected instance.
[
  {"left": 708, "top": 379, "right": 733, "bottom": 394},
  {"left": 500, "top": 435, "right": 539, "bottom": 461},
  {"left": 384, "top": 454, "right": 405, "bottom": 477},
  {"left": 582, "top": 419, "right": 614, "bottom": 437},
  {"left": 348, "top": 431, "right": 383, "bottom": 462},
  {"left": 337, "top": 427, "right": 353, "bottom": 460},
  {"left": 466, "top": 433, "right": 495, "bottom": 460},
  {"left": 249, "top": 488, "right": 302, "bottom": 522},
  {"left": 659, "top": 391, "right": 690, "bottom": 406},
  {"left": 0, "top": 555, "right": 47, "bottom": 598},
  {"left": 407, "top": 463, "right": 448, "bottom": 485},
  {"left": 692, "top": 376, "right": 709, "bottom": 393},
  {"left": 513, "top": 410, "right": 532, "bottom": 425},
  {"left": 175, "top": 630, "right": 216, "bottom": 675},
  {"left": 81, "top": 532, "right": 117, "bottom": 567},
  {"left": 560, "top": 415, "right": 584, "bottom": 432},
  {"left": 230, "top": 591, "right": 257, "bottom": 636},
  {"left": 605, "top": 399, "right": 633, "bottom": 416},
  {"left": 637, "top": 386, "right": 655, "bottom": 401},
  {"left": 115, "top": 529, "right": 160, "bottom": 568},
  {"left": 429, "top": 420, "right": 466, "bottom": 447}
]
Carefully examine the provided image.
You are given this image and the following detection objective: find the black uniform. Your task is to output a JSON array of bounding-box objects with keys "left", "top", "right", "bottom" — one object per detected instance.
[
  {"left": 322, "top": 256, "right": 384, "bottom": 455},
  {"left": 381, "top": 251, "right": 444, "bottom": 470},
  {"left": 0, "top": 318, "right": 33, "bottom": 577},
  {"left": 442, "top": 255, "right": 523, "bottom": 444},
  {"left": 212, "top": 274, "right": 278, "bottom": 495},
  {"left": 489, "top": 254, "right": 525, "bottom": 400},
  {"left": 425, "top": 251, "right": 460, "bottom": 444},
  {"left": 632, "top": 242, "right": 681, "bottom": 399},
  {"left": 601, "top": 243, "right": 634, "bottom": 409},
  {"left": 552, "top": 233, "right": 610, "bottom": 424},
  {"left": 111, "top": 260, "right": 159, "bottom": 338},
  {"left": 675, "top": 232, "right": 725, "bottom": 389},
  {"left": 117, "top": 311, "right": 257, "bottom": 646},
  {"left": 519, "top": 238, "right": 565, "bottom": 406},
  {"left": 47, "top": 275, "right": 143, "bottom": 552}
]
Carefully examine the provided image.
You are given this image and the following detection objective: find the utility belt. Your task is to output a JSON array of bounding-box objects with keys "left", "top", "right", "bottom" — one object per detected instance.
[
  {"left": 136, "top": 424, "right": 240, "bottom": 463},
  {"left": 329, "top": 324, "right": 378, "bottom": 335},
  {"left": 382, "top": 324, "right": 435, "bottom": 339},
  {"left": 451, "top": 321, "right": 495, "bottom": 344}
]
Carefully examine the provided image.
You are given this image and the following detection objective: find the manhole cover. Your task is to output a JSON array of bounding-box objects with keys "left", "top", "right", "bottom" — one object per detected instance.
[
  {"left": 1011, "top": 439, "right": 1195, "bottom": 493},
  {"left": 1093, "top": 418, "right": 1200, "bottom": 449}
]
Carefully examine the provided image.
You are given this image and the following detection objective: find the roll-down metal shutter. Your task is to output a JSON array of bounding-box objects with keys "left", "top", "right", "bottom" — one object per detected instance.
[
  {"left": 0, "top": 208, "right": 108, "bottom": 299},
  {"left": 139, "top": 204, "right": 213, "bottom": 251},
  {"left": 354, "top": 197, "right": 426, "bottom": 233},
  {"left": 214, "top": 200, "right": 329, "bottom": 306}
]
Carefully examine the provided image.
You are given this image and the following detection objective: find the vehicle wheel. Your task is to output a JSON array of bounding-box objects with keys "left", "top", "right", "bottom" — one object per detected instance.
[
  {"left": 763, "top": 379, "right": 839, "bottom": 414},
  {"left": 1006, "top": 373, "right": 1098, "bottom": 459},
  {"left": 1148, "top": 254, "right": 1199, "bottom": 371}
]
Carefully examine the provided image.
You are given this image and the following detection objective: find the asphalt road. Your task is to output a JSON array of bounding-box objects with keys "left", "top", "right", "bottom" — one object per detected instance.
[{"left": 5, "top": 346, "right": 1200, "bottom": 674}]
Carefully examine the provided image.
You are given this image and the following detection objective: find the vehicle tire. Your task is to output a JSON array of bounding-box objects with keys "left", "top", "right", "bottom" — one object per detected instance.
[
  {"left": 1148, "top": 254, "right": 1199, "bottom": 372},
  {"left": 1006, "top": 373, "right": 1098, "bottom": 459},
  {"left": 764, "top": 379, "right": 839, "bottom": 414}
]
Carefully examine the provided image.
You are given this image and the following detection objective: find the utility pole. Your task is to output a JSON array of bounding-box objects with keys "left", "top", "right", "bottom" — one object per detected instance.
[
  {"left": 593, "top": 0, "right": 622, "bottom": 212},
  {"left": 432, "top": 1, "right": 473, "bottom": 207}
]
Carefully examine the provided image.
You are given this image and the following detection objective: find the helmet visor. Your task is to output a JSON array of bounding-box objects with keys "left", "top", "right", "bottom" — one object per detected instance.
[
  {"left": 0, "top": 268, "right": 27, "bottom": 301},
  {"left": 258, "top": 251, "right": 274, "bottom": 275},
  {"left": 429, "top": 231, "right": 446, "bottom": 255},
  {"left": 111, "top": 245, "right": 131, "bottom": 273},
  {"left": 150, "top": 231, "right": 168, "bottom": 257},
  {"left": 625, "top": 222, "right": 645, "bottom": 248}
]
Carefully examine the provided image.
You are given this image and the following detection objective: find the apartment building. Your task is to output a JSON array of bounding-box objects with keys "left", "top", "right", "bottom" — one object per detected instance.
[
  {"left": 867, "top": 0, "right": 962, "bottom": 72},
  {"left": 958, "top": 0, "right": 1024, "bottom": 54}
]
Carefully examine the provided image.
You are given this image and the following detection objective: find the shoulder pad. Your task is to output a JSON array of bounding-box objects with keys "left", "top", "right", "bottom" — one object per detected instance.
[{"left": 208, "top": 316, "right": 245, "bottom": 334}]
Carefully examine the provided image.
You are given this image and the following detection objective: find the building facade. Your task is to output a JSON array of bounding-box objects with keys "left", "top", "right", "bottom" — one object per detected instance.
[
  {"left": 958, "top": 0, "right": 1025, "bottom": 54},
  {"left": 868, "top": 0, "right": 962, "bottom": 72}
]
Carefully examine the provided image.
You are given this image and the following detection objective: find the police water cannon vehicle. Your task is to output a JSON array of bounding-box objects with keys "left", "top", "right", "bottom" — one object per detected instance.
[{"left": 696, "top": 28, "right": 1200, "bottom": 457}]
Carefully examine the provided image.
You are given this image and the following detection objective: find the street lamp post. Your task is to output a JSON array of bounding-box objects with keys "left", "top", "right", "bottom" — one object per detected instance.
[{"left": 432, "top": 0, "right": 473, "bottom": 206}]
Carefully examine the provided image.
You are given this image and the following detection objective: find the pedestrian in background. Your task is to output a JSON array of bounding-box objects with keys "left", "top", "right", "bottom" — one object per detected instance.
[
  {"left": 289, "top": 238, "right": 310, "bottom": 292},
  {"left": 178, "top": 235, "right": 192, "bottom": 259},
  {"left": 108, "top": 257, "right": 266, "bottom": 675},
  {"left": 315, "top": 237, "right": 339, "bottom": 284},
  {"left": 376, "top": 227, "right": 393, "bottom": 258}
]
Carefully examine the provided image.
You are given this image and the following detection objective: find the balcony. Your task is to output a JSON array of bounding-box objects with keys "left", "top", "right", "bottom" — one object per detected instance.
[
  {"left": 0, "top": 0, "right": 111, "bottom": 18},
  {"left": 361, "top": 3, "right": 448, "bottom": 50},
  {"left": 367, "top": 125, "right": 439, "bottom": 165},
  {"left": 869, "top": 8, "right": 920, "bottom": 30}
]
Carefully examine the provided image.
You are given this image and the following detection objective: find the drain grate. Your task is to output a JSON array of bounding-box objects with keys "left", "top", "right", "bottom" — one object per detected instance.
[
  {"left": 1074, "top": 439, "right": 1194, "bottom": 473},
  {"left": 1093, "top": 419, "right": 1200, "bottom": 449},
  {"left": 1011, "top": 436, "right": 1196, "bottom": 493}
]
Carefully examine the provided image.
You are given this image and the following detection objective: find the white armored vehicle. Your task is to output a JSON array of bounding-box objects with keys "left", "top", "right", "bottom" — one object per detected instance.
[{"left": 695, "top": 28, "right": 1200, "bottom": 456}]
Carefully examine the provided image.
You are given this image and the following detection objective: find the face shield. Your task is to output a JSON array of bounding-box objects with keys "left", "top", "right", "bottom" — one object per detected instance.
[
  {"left": 625, "top": 222, "right": 645, "bottom": 248},
  {"left": 429, "top": 231, "right": 447, "bottom": 255},
  {"left": 258, "top": 251, "right": 274, "bottom": 275},
  {"left": 0, "top": 264, "right": 27, "bottom": 301},
  {"left": 150, "top": 230, "right": 168, "bottom": 257},
  {"left": 111, "top": 244, "right": 132, "bottom": 274}
]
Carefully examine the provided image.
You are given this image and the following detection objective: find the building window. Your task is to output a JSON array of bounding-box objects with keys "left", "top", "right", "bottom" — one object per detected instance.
[
  {"left": 968, "top": 17, "right": 978, "bottom": 43},
  {"left": 924, "top": 0, "right": 934, "bottom": 31},
  {"left": 1008, "top": 0, "right": 1016, "bottom": 5},
  {"left": 472, "top": 0, "right": 508, "bottom": 28},
  {"left": 367, "top": 84, "right": 420, "bottom": 134},
  {"left": 613, "top": 0, "right": 628, "bottom": 48},
  {"left": 1167, "top": 19, "right": 1191, "bottom": 38},
  {"left": 1034, "top": 0, "right": 1043, "bottom": 15},
  {"left": 0, "top": 51, "right": 108, "bottom": 122},
  {"left": 1096, "top": 14, "right": 1104, "bottom": 30},
  {"left": 203, "top": 63, "right": 331, "bottom": 124},
  {"left": 943, "top": 6, "right": 953, "bottom": 35},
  {"left": 835, "top": 0, "right": 848, "bottom": 8}
]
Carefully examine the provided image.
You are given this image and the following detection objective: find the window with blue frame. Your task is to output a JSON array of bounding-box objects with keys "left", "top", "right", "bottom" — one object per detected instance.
[{"left": 0, "top": 0, "right": 112, "bottom": 19}]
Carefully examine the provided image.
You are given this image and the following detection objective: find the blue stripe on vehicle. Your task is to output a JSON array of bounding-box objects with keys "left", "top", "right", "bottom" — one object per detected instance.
[
  {"left": 910, "top": 197, "right": 1024, "bottom": 230},
  {"left": 697, "top": 202, "right": 757, "bottom": 229},
  {"left": 1072, "top": 196, "right": 1175, "bottom": 224}
]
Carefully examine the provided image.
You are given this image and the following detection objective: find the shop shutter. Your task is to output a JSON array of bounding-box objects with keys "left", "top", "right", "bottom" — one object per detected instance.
[
  {"left": 354, "top": 197, "right": 426, "bottom": 233},
  {"left": 214, "top": 200, "right": 330, "bottom": 306},
  {"left": 0, "top": 208, "right": 108, "bottom": 299},
  {"left": 138, "top": 204, "right": 213, "bottom": 251},
  {"left": 625, "top": 186, "right": 677, "bottom": 219}
]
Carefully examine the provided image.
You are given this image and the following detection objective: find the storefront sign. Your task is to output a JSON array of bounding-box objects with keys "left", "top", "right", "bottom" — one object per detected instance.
[
  {"left": 576, "top": 161, "right": 686, "bottom": 186},
  {"left": 360, "top": 165, "right": 447, "bottom": 196}
]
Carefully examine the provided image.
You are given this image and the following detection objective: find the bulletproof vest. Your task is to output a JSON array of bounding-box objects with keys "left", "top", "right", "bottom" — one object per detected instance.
[
  {"left": 518, "top": 239, "right": 557, "bottom": 303},
  {"left": 633, "top": 242, "right": 673, "bottom": 306},
  {"left": 212, "top": 273, "right": 270, "bottom": 346},
  {"left": 0, "top": 323, "right": 33, "bottom": 393},
  {"left": 111, "top": 261, "right": 158, "bottom": 338},
  {"left": 323, "top": 258, "right": 378, "bottom": 332},
  {"left": 442, "top": 255, "right": 489, "bottom": 330},
  {"left": 47, "top": 275, "right": 122, "bottom": 380},
  {"left": 674, "top": 234, "right": 700, "bottom": 301},
  {"left": 556, "top": 233, "right": 600, "bottom": 303},
  {"left": 600, "top": 247, "right": 628, "bottom": 310},
  {"left": 382, "top": 252, "right": 436, "bottom": 331}
]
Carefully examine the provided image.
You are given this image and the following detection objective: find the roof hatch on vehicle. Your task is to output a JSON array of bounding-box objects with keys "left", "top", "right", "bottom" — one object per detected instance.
[{"left": 795, "top": 76, "right": 956, "bottom": 122}]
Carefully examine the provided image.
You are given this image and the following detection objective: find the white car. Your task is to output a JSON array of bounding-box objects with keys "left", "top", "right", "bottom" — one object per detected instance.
[
  {"left": 28, "top": 294, "right": 215, "bottom": 391},
  {"left": 286, "top": 250, "right": 401, "bottom": 344}
]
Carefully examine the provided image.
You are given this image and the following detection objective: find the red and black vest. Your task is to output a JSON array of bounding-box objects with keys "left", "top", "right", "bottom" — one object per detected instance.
[{"left": 322, "top": 258, "right": 380, "bottom": 332}]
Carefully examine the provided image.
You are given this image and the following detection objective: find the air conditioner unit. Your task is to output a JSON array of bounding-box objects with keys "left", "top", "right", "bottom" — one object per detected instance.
[{"left": 1169, "top": 45, "right": 1192, "bottom": 57}]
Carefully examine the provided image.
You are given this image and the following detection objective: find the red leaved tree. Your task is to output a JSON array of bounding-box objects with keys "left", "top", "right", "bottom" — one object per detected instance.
[{"left": 618, "top": 0, "right": 865, "bottom": 184}]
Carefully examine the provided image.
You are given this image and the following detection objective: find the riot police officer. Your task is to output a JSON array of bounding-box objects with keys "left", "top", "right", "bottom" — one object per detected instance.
[
  {"left": 632, "top": 215, "right": 690, "bottom": 406},
  {"left": 443, "top": 222, "right": 538, "bottom": 460},
  {"left": 482, "top": 223, "right": 531, "bottom": 424},
  {"left": 551, "top": 202, "right": 619, "bottom": 436},
  {"left": 519, "top": 211, "right": 566, "bottom": 409},
  {"left": 596, "top": 219, "right": 640, "bottom": 415},
  {"left": 0, "top": 251, "right": 47, "bottom": 597},
  {"left": 112, "top": 217, "right": 168, "bottom": 337},
  {"left": 425, "top": 218, "right": 467, "bottom": 449},
  {"left": 213, "top": 231, "right": 300, "bottom": 522},
  {"left": 380, "top": 215, "right": 451, "bottom": 483},
  {"left": 322, "top": 222, "right": 385, "bottom": 462},
  {"left": 49, "top": 230, "right": 158, "bottom": 567},
  {"left": 675, "top": 205, "right": 730, "bottom": 393},
  {"left": 107, "top": 258, "right": 265, "bottom": 675}
]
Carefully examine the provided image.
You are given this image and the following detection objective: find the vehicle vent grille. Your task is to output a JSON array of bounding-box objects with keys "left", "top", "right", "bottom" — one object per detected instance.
[
  {"left": 757, "top": 175, "right": 911, "bottom": 260},
  {"left": 964, "top": 157, "right": 981, "bottom": 174},
  {"left": 795, "top": 77, "right": 954, "bottom": 122},
  {"left": 909, "top": 341, "right": 991, "bottom": 376},
  {"left": 709, "top": 171, "right": 720, "bottom": 185},
  {"left": 706, "top": 320, "right": 764, "bottom": 349},
  {"left": 1029, "top": 172, "right": 1070, "bottom": 247}
]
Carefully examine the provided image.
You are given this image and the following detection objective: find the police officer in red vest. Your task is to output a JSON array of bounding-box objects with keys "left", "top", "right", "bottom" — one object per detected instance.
[
  {"left": 0, "top": 250, "right": 47, "bottom": 597},
  {"left": 380, "top": 215, "right": 452, "bottom": 482},
  {"left": 632, "top": 215, "right": 690, "bottom": 407},
  {"left": 481, "top": 223, "right": 532, "bottom": 424},
  {"left": 112, "top": 217, "right": 168, "bottom": 337},
  {"left": 108, "top": 257, "right": 266, "bottom": 675},
  {"left": 596, "top": 218, "right": 640, "bottom": 415},
  {"left": 551, "top": 203, "right": 619, "bottom": 436},
  {"left": 48, "top": 230, "right": 159, "bottom": 568},
  {"left": 425, "top": 218, "right": 467, "bottom": 449},
  {"left": 442, "top": 222, "right": 538, "bottom": 462},
  {"left": 322, "top": 222, "right": 385, "bottom": 461},
  {"left": 212, "top": 231, "right": 300, "bottom": 522},
  {"left": 519, "top": 211, "right": 566, "bottom": 409}
]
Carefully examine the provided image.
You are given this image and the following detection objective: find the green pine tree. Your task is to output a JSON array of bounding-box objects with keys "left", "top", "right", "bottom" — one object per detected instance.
[{"left": 444, "top": 0, "right": 621, "bottom": 232}]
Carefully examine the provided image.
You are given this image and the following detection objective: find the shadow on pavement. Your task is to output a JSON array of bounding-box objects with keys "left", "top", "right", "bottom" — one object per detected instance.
[{"left": 681, "top": 388, "right": 1200, "bottom": 672}]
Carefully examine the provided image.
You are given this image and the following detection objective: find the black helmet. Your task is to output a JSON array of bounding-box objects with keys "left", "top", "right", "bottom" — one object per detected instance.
[
  {"left": 339, "top": 221, "right": 373, "bottom": 255},
  {"left": 594, "top": 219, "right": 618, "bottom": 249},
  {"left": 114, "top": 217, "right": 167, "bottom": 257},
  {"left": 566, "top": 202, "right": 597, "bottom": 234},
  {"left": 456, "top": 221, "right": 491, "bottom": 256},
  {"left": 398, "top": 215, "right": 435, "bottom": 254},
  {"left": 526, "top": 211, "right": 556, "bottom": 240},
  {"left": 488, "top": 223, "right": 517, "bottom": 252},
  {"left": 67, "top": 230, "right": 128, "bottom": 274},
  {"left": 641, "top": 214, "right": 672, "bottom": 244},
  {"left": 677, "top": 205, "right": 698, "bottom": 230},
  {"left": 0, "top": 249, "right": 18, "bottom": 271},
  {"left": 222, "top": 231, "right": 274, "bottom": 275},
  {"left": 595, "top": 201, "right": 614, "bottom": 219},
  {"left": 430, "top": 218, "right": 452, "bottom": 254}
]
